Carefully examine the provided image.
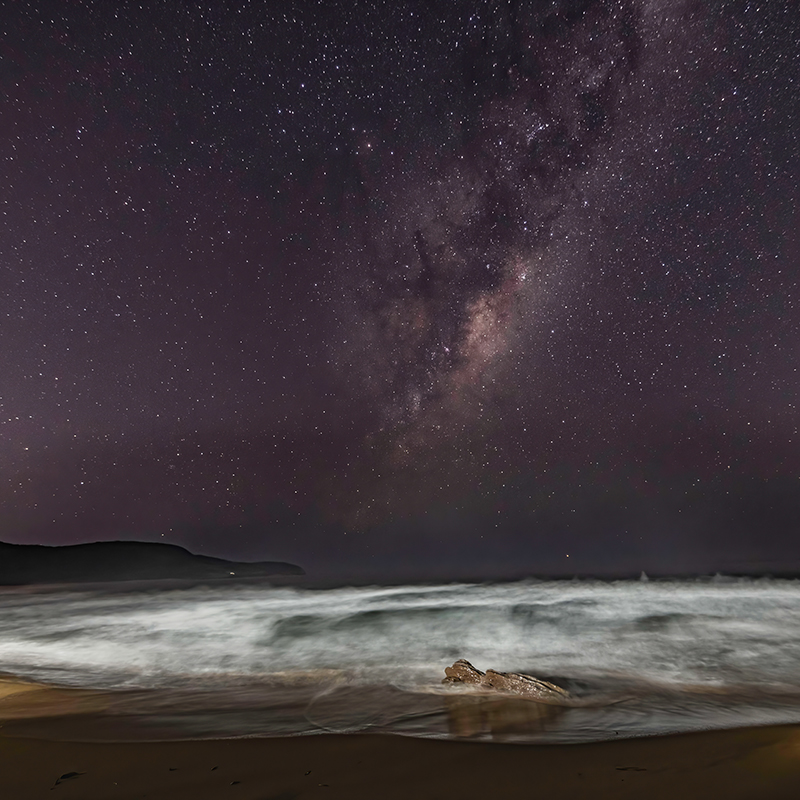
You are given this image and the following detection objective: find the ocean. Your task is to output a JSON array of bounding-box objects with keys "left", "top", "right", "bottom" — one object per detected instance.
[{"left": 2, "top": 577, "right": 800, "bottom": 744}]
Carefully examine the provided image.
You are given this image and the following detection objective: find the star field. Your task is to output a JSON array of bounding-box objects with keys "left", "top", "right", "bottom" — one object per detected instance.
[{"left": 1, "top": 0, "right": 799, "bottom": 580}]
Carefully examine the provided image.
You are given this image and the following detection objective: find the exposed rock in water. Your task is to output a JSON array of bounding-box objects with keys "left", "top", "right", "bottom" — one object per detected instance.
[{"left": 443, "top": 659, "right": 570, "bottom": 704}]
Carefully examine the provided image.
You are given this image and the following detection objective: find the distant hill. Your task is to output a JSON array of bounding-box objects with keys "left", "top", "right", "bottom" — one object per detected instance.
[{"left": 0, "top": 540, "right": 304, "bottom": 585}]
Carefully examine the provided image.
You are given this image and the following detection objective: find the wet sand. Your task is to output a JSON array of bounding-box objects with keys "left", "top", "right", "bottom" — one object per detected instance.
[{"left": 2, "top": 679, "right": 800, "bottom": 798}]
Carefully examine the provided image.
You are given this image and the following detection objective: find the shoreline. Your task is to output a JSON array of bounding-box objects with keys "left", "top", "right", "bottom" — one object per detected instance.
[
  {"left": 3, "top": 677, "right": 800, "bottom": 797},
  {"left": 1, "top": 722, "right": 800, "bottom": 798}
]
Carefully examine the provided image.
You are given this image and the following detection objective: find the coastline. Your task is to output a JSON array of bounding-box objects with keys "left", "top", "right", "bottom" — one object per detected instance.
[{"left": 1, "top": 719, "right": 799, "bottom": 798}]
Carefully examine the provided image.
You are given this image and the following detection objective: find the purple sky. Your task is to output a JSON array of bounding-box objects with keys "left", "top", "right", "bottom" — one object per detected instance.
[{"left": 2, "top": 0, "right": 800, "bottom": 580}]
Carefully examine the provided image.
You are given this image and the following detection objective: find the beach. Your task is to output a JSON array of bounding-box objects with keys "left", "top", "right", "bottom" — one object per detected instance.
[
  {"left": 2, "top": 724, "right": 800, "bottom": 799},
  {"left": 1, "top": 686, "right": 800, "bottom": 800},
  {"left": 3, "top": 578, "right": 800, "bottom": 797}
]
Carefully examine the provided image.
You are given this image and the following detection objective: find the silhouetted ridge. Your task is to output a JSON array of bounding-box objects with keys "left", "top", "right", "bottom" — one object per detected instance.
[{"left": 0, "top": 540, "right": 304, "bottom": 585}]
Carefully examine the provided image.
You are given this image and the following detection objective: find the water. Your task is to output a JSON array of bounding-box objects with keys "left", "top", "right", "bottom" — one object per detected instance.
[{"left": 2, "top": 577, "right": 800, "bottom": 743}]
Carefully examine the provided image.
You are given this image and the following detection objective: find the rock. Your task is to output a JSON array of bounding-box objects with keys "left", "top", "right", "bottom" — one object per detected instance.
[{"left": 443, "top": 659, "right": 570, "bottom": 703}]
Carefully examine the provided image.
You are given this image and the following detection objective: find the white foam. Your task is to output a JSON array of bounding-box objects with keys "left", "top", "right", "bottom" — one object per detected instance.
[{"left": 1, "top": 579, "right": 799, "bottom": 691}]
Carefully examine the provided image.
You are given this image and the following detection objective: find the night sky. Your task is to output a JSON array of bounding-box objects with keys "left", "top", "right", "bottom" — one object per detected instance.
[{"left": 2, "top": 0, "right": 800, "bottom": 581}]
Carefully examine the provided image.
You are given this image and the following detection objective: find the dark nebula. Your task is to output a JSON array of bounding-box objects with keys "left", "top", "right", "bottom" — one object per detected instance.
[{"left": 1, "top": 0, "right": 799, "bottom": 580}]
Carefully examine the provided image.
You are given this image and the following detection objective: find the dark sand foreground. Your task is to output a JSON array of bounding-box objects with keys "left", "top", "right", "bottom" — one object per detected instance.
[
  {"left": 1, "top": 725, "right": 800, "bottom": 799},
  {"left": 2, "top": 680, "right": 800, "bottom": 798}
]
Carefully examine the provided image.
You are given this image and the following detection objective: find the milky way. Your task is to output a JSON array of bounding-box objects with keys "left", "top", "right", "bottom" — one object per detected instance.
[
  {"left": 332, "top": 0, "right": 651, "bottom": 517},
  {"left": 361, "top": 2, "right": 639, "bottom": 424}
]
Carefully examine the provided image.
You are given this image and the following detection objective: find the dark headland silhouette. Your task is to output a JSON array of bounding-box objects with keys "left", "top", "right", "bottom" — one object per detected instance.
[{"left": 0, "top": 540, "right": 304, "bottom": 585}]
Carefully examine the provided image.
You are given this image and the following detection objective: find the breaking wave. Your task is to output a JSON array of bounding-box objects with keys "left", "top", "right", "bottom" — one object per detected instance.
[{"left": 2, "top": 577, "right": 800, "bottom": 742}]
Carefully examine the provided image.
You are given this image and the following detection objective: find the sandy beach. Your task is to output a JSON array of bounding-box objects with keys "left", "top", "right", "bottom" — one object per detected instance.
[
  {"left": 2, "top": 714, "right": 800, "bottom": 798},
  {"left": 2, "top": 675, "right": 800, "bottom": 798}
]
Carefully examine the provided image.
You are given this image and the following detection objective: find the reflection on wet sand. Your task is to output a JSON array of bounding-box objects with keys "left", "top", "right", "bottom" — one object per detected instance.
[
  {"left": 0, "top": 679, "right": 110, "bottom": 720},
  {"left": 445, "top": 694, "right": 565, "bottom": 740}
]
